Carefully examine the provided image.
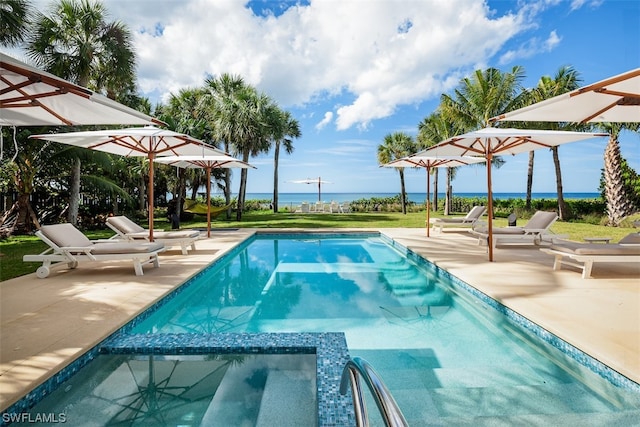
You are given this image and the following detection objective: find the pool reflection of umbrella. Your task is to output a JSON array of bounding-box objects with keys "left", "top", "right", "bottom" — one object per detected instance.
[
  {"left": 491, "top": 68, "right": 640, "bottom": 124},
  {"left": 30, "top": 126, "right": 226, "bottom": 241},
  {"left": 289, "top": 177, "right": 332, "bottom": 202},
  {"left": 166, "top": 305, "right": 256, "bottom": 334},
  {"left": 418, "top": 127, "right": 608, "bottom": 261},
  {"left": 95, "top": 355, "right": 237, "bottom": 425},
  {"left": 382, "top": 156, "right": 485, "bottom": 237},
  {"left": 155, "top": 155, "right": 255, "bottom": 238},
  {"left": 1, "top": 52, "right": 162, "bottom": 126}
]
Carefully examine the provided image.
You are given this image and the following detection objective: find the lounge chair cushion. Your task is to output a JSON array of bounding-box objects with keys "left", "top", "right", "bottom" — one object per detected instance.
[
  {"left": 619, "top": 233, "right": 640, "bottom": 245},
  {"left": 525, "top": 211, "right": 558, "bottom": 230},
  {"left": 473, "top": 211, "right": 557, "bottom": 235},
  {"left": 107, "top": 216, "right": 146, "bottom": 234},
  {"left": 107, "top": 216, "right": 200, "bottom": 239},
  {"left": 91, "top": 242, "right": 165, "bottom": 254},
  {"left": 40, "top": 223, "right": 92, "bottom": 248},
  {"left": 549, "top": 241, "right": 640, "bottom": 255}
]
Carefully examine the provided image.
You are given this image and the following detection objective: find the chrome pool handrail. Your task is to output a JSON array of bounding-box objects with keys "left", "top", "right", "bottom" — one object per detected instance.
[{"left": 340, "top": 356, "right": 409, "bottom": 427}]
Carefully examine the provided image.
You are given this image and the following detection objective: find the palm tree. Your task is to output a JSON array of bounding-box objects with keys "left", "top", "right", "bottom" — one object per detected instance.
[
  {"left": 377, "top": 132, "right": 417, "bottom": 214},
  {"left": 527, "top": 66, "right": 583, "bottom": 220},
  {"left": 417, "top": 111, "right": 462, "bottom": 214},
  {"left": 440, "top": 67, "right": 526, "bottom": 215},
  {"left": 204, "top": 74, "right": 273, "bottom": 220},
  {"left": 0, "top": 0, "right": 32, "bottom": 47},
  {"left": 203, "top": 74, "right": 247, "bottom": 218},
  {"left": 26, "top": 0, "right": 137, "bottom": 225},
  {"left": 156, "top": 88, "right": 219, "bottom": 220},
  {"left": 271, "top": 109, "right": 301, "bottom": 213},
  {"left": 596, "top": 122, "right": 640, "bottom": 226}
]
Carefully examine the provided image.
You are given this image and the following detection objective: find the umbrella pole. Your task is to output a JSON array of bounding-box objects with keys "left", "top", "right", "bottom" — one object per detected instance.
[
  {"left": 318, "top": 177, "right": 321, "bottom": 202},
  {"left": 486, "top": 152, "right": 493, "bottom": 262},
  {"left": 426, "top": 167, "right": 431, "bottom": 237},
  {"left": 148, "top": 152, "right": 155, "bottom": 242},
  {"left": 207, "top": 167, "right": 211, "bottom": 238}
]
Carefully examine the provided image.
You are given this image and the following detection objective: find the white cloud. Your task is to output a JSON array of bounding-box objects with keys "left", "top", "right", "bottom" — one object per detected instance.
[
  {"left": 499, "top": 30, "right": 562, "bottom": 64},
  {"left": 24, "top": 0, "right": 555, "bottom": 131},
  {"left": 315, "top": 111, "right": 333, "bottom": 130}
]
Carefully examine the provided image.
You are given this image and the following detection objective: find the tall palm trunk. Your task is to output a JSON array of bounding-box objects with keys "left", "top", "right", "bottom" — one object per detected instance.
[
  {"left": 138, "top": 174, "right": 147, "bottom": 215},
  {"left": 445, "top": 168, "right": 453, "bottom": 215},
  {"left": 399, "top": 169, "right": 407, "bottom": 214},
  {"left": 224, "top": 141, "right": 232, "bottom": 219},
  {"left": 432, "top": 169, "right": 439, "bottom": 213},
  {"left": 236, "top": 149, "right": 250, "bottom": 221},
  {"left": 273, "top": 141, "right": 280, "bottom": 213},
  {"left": 526, "top": 151, "right": 534, "bottom": 210},
  {"left": 67, "top": 157, "right": 81, "bottom": 225},
  {"left": 604, "top": 134, "right": 633, "bottom": 226},
  {"left": 551, "top": 147, "right": 569, "bottom": 220}
]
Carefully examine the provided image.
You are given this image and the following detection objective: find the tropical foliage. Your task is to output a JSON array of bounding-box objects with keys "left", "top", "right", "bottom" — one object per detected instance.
[
  {"left": 377, "top": 132, "right": 418, "bottom": 214},
  {"left": 1, "top": 2, "right": 637, "bottom": 238}
]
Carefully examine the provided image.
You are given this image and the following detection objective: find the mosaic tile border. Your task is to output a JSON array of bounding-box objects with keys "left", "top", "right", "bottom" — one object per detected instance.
[{"left": 383, "top": 234, "right": 640, "bottom": 394}]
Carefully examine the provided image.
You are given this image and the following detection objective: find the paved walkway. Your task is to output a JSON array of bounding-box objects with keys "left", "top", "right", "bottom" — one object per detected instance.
[{"left": 1, "top": 227, "right": 638, "bottom": 411}]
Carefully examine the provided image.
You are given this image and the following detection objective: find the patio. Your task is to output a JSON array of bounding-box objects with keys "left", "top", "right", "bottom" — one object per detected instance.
[{"left": 1, "top": 227, "right": 638, "bottom": 412}]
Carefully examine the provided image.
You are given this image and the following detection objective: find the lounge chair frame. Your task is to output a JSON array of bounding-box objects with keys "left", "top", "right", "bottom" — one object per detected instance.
[
  {"left": 24, "top": 228, "right": 163, "bottom": 278},
  {"left": 429, "top": 206, "right": 486, "bottom": 233},
  {"left": 106, "top": 216, "right": 201, "bottom": 255},
  {"left": 540, "top": 245, "right": 640, "bottom": 279}
]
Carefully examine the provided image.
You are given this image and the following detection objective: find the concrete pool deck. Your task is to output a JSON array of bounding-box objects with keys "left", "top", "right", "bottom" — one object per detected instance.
[{"left": 1, "top": 227, "right": 638, "bottom": 411}]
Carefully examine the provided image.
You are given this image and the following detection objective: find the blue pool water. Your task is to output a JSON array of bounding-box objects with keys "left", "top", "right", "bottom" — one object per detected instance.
[{"left": 10, "top": 233, "right": 640, "bottom": 426}]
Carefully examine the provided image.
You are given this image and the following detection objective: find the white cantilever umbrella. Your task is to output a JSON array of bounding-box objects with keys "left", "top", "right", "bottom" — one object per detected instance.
[
  {"left": 491, "top": 68, "right": 640, "bottom": 124},
  {"left": 383, "top": 156, "right": 486, "bottom": 237},
  {"left": 419, "top": 127, "right": 608, "bottom": 261},
  {"left": 289, "top": 177, "right": 332, "bottom": 202},
  {"left": 155, "top": 155, "right": 256, "bottom": 237},
  {"left": 30, "top": 126, "right": 226, "bottom": 240},
  {"left": 1, "top": 52, "right": 162, "bottom": 126}
]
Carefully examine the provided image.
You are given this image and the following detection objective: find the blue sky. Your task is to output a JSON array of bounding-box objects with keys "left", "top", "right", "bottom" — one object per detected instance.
[{"left": 12, "top": 0, "right": 640, "bottom": 195}]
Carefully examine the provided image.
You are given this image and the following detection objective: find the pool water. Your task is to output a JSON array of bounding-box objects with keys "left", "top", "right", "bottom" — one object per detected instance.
[
  {"left": 127, "top": 234, "right": 640, "bottom": 425},
  {"left": 15, "top": 234, "right": 640, "bottom": 426},
  {"left": 26, "top": 353, "right": 316, "bottom": 426}
]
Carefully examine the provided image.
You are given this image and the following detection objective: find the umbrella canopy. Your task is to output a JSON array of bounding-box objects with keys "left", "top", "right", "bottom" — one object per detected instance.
[
  {"left": 383, "top": 156, "right": 485, "bottom": 236},
  {"left": 491, "top": 68, "right": 640, "bottom": 123},
  {"left": 1, "top": 53, "right": 162, "bottom": 126},
  {"left": 420, "top": 127, "right": 608, "bottom": 260},
  {"left": 155, "top": 155, "right": 256, "bottom": 237},
  {"left": 289, "top": 177, "right": 332, "bottom": 202},
  {"left": 30, "top": 126, "right": 226, "bottom": 240}
]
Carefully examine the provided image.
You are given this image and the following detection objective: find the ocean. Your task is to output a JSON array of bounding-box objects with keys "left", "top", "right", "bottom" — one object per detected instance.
[{"left": 234, "top": 192, "right": 601, "bottom": 209}]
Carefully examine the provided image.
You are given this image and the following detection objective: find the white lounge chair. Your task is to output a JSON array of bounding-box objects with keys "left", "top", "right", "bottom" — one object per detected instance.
[
  {"left": 540, "top": 233, "right": 640, "bottom": 278},
  {"left": 340, "top": 202, "right": 351, "bottom": 213},
  {"left": 106, "top": 216, "right": 201, "bottom": 255},
  {"left": 24, "top": 223, "right": 164, "bottom": 278},
  {"left": 471, "top": 210, "right": 561, "bottom": 249},
  {"left": 429, "top": 205, "right": 486, "bottom": 232},
  {"left": 295, "top": 202, "right": 310, "bottom": 213}
]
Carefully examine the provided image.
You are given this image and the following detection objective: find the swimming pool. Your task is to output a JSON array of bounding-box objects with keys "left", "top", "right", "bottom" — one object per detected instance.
[{"left": 6, "top": 233, "right": 640, "bottom": 425}]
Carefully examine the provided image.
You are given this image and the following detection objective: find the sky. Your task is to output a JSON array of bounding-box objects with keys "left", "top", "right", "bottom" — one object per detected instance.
[{"left": 8, "top": 0, "right": 640, "bottom": 196}]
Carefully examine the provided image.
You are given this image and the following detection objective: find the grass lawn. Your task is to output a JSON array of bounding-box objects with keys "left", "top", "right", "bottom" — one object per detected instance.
[{"left": 1, "top": 210, "right": 637, "bottom": 282}]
